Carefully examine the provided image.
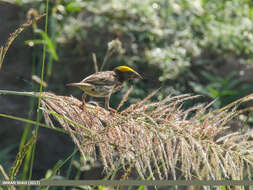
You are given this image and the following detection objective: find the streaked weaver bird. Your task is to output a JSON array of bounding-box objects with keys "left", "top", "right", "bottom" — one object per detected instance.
[{"left": 67, "top": 66, "right": 142, "bottom": 112}]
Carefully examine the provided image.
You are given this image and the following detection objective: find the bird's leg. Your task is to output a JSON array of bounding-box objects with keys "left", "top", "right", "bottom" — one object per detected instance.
[
  {"left": 81, "top": 93, "right": 87, "bottom": 110},
  {"left": 105, "top": 96, "right": 116, "bottom": 113}
]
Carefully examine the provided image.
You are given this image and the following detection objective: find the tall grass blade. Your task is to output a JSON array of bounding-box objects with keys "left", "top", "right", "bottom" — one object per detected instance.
[
  {"left": 35, "top": 29, "right": 59, "bottom": 61},
  {"left": 29, "top": 0, "right": 49, "bottom": 183},
  {"left": 0, "top": 113, "right": 67, "bottom": 134}
]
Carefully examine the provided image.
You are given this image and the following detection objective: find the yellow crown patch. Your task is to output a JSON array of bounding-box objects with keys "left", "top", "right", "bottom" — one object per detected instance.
[{"left": 116, "top": 66, "right": 135, "bottom": 72}]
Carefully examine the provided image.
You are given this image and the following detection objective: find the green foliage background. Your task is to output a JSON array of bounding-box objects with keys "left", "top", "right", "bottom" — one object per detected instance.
[
  {"left": 3, "top": 0, "right": 250, "bottom": 107},
  {"left": 11, "top": 0, "right": 253, "bottom": 108},
  {"left": 2, "top": 0, "right": 253, "bottom": 182}
]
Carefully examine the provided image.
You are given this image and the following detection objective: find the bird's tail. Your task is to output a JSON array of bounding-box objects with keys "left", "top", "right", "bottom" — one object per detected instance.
[
  {"left": 66, "top": 83, "right": 80, "bottom": 87},
  {"left": 66, "top": 82, "right": 91, "bottom": 88}
]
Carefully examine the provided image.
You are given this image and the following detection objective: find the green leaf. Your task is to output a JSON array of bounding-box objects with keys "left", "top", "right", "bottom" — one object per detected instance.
[
  {"left": 98, "top": 186, "right": 105, "bottom": 190},
  {"left": 201, "top": 71, "right": 220, "bottom": 82},
  {"left": 224, "top": 79, "right": 241, "bottom": 90},
  {"left": 45, "top": 169, "right": 53, "bottom": 179},
  {"left": 66, "top": 2, "right": 85, "bottom": 13},
  {"left": 25, "top": 39, "right": 45, "bottom": 46},
  {"left": 137, "top": 176, "right": 151, "bottom": 190},
  {"left": 189, "top": 81, "right": 212, "bottom": 97},
  {"left": 208, "top": 87, "right": 220, "bottom": 98},
  {"left": 220, "top": 90, "right": 236, "bottom": 96},
  {"left": 35, "top": 29, "right": 59, "bottom": 61}
]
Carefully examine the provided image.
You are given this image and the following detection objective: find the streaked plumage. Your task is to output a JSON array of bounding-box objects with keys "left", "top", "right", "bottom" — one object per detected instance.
[{"left": 67, "top": 66, "right": 141, "bottom": 111}]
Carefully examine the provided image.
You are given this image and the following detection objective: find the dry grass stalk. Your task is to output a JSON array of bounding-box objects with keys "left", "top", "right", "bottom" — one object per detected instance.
[
  {"left": 40, "top": 92, "right": 253, "bottom": 180},
  {"left": 0, "top": 13, "right": 45, "bottom": 70}
]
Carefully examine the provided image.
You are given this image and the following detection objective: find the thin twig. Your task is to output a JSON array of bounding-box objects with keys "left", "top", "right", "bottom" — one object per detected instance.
[{"left": 92, "top": 53, "right": 98, "bottom": 73}]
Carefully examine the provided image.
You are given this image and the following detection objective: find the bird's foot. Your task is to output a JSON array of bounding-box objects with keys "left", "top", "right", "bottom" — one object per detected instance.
[
  {"left": 79, "top": 100, "right": 86, "bottom": 111},
  {"left": 107, "top": 107, "right": 117, "bottom": 114},
  {"left": 80, "top": 93, "right": 87, "bottom": 111}
]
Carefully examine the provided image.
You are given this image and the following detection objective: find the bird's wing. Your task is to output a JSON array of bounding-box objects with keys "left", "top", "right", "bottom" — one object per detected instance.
[{"left": 81, "top": 71, "right": 116, "bottom": 86}]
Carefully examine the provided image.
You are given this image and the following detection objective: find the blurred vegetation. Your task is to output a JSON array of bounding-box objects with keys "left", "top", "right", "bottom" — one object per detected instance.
[
  {"left": 7, "top": 0, "right": 253, "bottom": 108},
  {"left": 2, "top": 0, "right": 253, "bottom": 184}
]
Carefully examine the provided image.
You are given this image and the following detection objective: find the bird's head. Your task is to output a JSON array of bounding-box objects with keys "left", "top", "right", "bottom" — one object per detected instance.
[{"left": 114, "top": 66, "right": 142, "bottom": 82}]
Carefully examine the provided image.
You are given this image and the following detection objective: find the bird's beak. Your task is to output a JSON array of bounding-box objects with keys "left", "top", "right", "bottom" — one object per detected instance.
[{"left": 133, "top": 71, "right": 142, "bottom": 79}]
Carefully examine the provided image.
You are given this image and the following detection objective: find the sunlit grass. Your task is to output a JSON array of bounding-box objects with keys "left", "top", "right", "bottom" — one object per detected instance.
[
  {"left": 0, "top": 0, "right": 253, "bottom": 185},
  {"left": 1, "top": 84, "right": 253, "bottom": 181}
]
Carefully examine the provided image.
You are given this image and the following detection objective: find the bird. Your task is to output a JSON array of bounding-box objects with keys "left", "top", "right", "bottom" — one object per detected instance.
[{"left": 67, "top": 65, "right": 142, "bottom": 112}]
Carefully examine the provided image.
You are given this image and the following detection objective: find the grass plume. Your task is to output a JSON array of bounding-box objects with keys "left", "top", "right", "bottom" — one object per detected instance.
[
  {"left": 0, "top": 13, "right": 45, "bottom": 70},
  {"left": 38, "top": 91, "right": 253, "bottom": 180}
]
